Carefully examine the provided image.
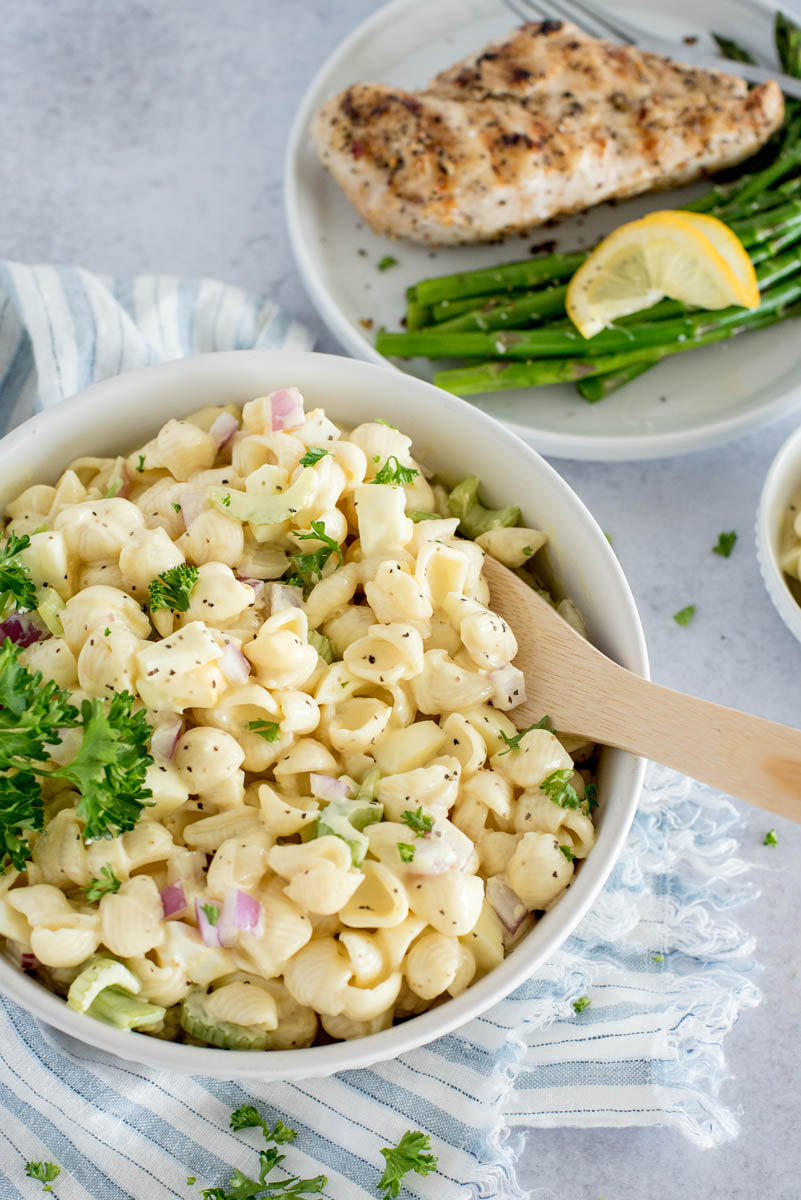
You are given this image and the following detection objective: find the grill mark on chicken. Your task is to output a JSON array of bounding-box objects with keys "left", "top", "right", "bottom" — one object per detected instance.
[{"left": 312, "top": 21, "right": 784, "bottom": 244}]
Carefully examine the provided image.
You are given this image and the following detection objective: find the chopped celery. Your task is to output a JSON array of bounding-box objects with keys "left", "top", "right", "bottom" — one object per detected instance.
[
  {"left": 308, "top": 630, "right": 336, "bottom": 663},
  {"left": 88, "top": 985, "right": 165, "bottom": 1030},
  {"left": 353, "top": 765, "right": 382, "bottom": 803},
  {"left": 180, "top": 989, "right": 271, "bottom": 1049},
  {"left": 207, "top": 468, "right": 318, "bottom": 526},
  {"left": 36, "top": 586, "right": 65, "bottom": 635},
  {"left": 447, "top": 476, "right": 521, "bottom": 538},
  {"left": 315, "top": 797, "right": 383, "bottom": 866},
  {"left": 67, "top": 956, "right": 141, "bottom": 1013}
]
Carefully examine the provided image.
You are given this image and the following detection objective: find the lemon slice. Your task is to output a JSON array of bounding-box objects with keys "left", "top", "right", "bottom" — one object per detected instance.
[{"left": 566, "top": 210, "right": 760, "bottom": 339}]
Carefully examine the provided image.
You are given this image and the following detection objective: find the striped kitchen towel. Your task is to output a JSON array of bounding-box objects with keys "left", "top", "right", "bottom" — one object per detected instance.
[{"left": 0, "top": 262, "right": 761, "bottom": 1199}]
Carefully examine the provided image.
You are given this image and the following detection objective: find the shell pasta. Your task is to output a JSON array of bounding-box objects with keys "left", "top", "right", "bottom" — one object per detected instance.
[{"left": 0, "top": 389, "right": 597, "bottom": 1049}]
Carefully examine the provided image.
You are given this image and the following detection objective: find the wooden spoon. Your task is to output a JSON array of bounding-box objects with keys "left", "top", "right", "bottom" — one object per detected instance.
[{"left": 482, "top": 555, "right": 801, "bottom": 822}]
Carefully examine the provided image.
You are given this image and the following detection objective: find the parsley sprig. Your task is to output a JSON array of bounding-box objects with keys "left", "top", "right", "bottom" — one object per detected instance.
[
  {"left": 497, "top": 715, "right": 554, "bottom": 755},
  {"left": 713, "top": 530, "right": 737, "bottom": 558},
  {"left": 397, "top": 842, "right": 415, "bottom": 863},
  {"left": 0, "top": 533, "right": 37, "bottom": 618},
  {"left": 24, "top": 1161, "right": 61, "bottom": 1192},
  {"left": 83, "top": 864, "right": 122, "bottom": 901},
  {"left": 377, "top": 1130, "right": 438, "bottom": 1198},
  {"left": 298, "top": 448, "right": 329, "bottom": 468},
  {"left": 198, "top": 1106, "right": 325, "bottom": 1199},
  {"left": 0, "top": 641, "right": 153, "bottom": 869},
  {"left": 247, "top": 720, "right": 281, "bottom": 742},
  {"left": 371, "top": 457, "right": 419, "bottom": 486},
  {"left": 285, "top": 521, "right": 343, "bottom": 591},
  {"left": 400, "top": 807, "right": 433, "bottom": 837},
  {"left": 148, "top": 564, "right": 199, "bottom": 612}
]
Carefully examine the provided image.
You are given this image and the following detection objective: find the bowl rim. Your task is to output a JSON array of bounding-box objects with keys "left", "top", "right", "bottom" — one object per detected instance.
[
  {"left": 757, "top": 419, "right": 801, "bottom": 642},
  {"left": 0, "top": 349, "right": 649, "bottom": 1077}
]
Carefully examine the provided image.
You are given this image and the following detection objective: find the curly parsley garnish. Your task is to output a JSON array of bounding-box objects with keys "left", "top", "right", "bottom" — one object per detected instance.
[
  {"left": 497, "top": 715, "right": 554, "bottom": 755},
  {"left": 378, "top": 1130, "right": 438, "bottom": 1198},
  {"left": 197, "top": 1106, "right": 324, "bottom": 1199},
  {"left": 148, "top": 564, "right": 199, "bottom": 612},
  {"left": 83, "top": 864, "right": 122, "bottom": 901},
  {"left": 713, "top": 531, "right": 737, "bottom": 558},
  {"left": 0, "top": 641, "right": 153, "bottom": 869},
  {"left": 0, "top": 533, "right": 37, "bottom": 618},
  {"left": 399, "top": 807, "right": 433, "bottom": 837},
  {"left": 371, "top": 456, "right": 419, "bottom": 486},
  {"left": 299, "top": 447, "right": 329, "bottom": 467},
  {"left": 247, "top": 720, "right": 281, "bottom": 742},
  {"left": 24, "top": 1162, "right": 61, "bottom": 1192},
  {"left": 285, "top": 520, "right": 343, "bottom": 591},
  {"left": 397, "top": 842, "right": 415, "bottom": 863}
]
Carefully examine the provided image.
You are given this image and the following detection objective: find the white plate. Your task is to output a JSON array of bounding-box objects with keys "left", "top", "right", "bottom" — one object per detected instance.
[{"left": 285, "top": 0, "right": 801, "bottom": 461}]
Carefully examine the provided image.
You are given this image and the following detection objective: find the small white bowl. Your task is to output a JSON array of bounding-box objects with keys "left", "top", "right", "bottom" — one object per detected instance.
[
  {"left": 0, "top": 350, "right": 648, "bottom": 1078},
  {"left": 757, "top": 421, "right": 801, "bottom": 644}
]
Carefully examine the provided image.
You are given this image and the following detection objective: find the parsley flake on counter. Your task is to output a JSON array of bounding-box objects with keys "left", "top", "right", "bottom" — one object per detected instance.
[
  {"left": 652, "top": 954, "right": 664, "bottom": 963},
  {"left": 397, "top": 842, "right": 415, "bottom": 863},
  {"left": 24, "top": 1162, "right": 61, "bottom": 1192},
  {"left": 148, "top": 564, "right": 199, "bottom": 612},
  {"left": 673, "top": 605, "right": 696, "bottom": 627},
  {"left": 198, "top": 1107, "right": 325, "bottom": 1199},
  {"left": 573, "top": 995, "right": 591, "bottom": 1014},
  {"left": 299, "top": 447, "right": 329, "bottom": 467},
  {"left": 713, "top": 530, "right": 737, "bottom": 558},
  {"left": 400, "top": 807, "right": 434, "bottom": 837},
  {"left": 247, "top": 720, "right": 281, "bottom": 742},
  {"left": 559, "top": 844, "right": 576, "bottom": 861},
  {"left": 84, "top": 864, "right": 122, "bottom": 901},
  {"left": 377, "top": 1130, "right": 438, "bottom": 1198},
  {"left": 372, "top": 456, "right": 419, "bottom": 486},
  {"left": 764, "top": 828, "right": 778, "bottom": 846},
  {"left": 0, "top": 533, "right": 37, "bottom": 617},
  {"left": 497, "top": 715, "right": 554, "bottom": 755},
  {"left": 378, "top": 255, "right": 399, "bottom": 271},
  {"left": 186, "top": 1178, "right": 196, "bottom": 1187}
]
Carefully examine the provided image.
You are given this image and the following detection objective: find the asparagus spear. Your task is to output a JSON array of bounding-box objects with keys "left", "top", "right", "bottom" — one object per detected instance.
[
  {"left": 776, "top": 11, "right": 801, "bottom": 77},
  {"left": 576, "top": 362, "right": 656, "bottom": 403},
  {"left": 712, "top": 33, "right": 757, "bottom": 64},
  {"left": 377, "top": 275, "right": 801, "bottom": 361},
  {"left": 432, "top": 283, "right": 568, "bottom": 333},
  {"left": 404, "top": 288, "right": 431, "bottom": 332},
  {"left": 433, "top": 303, "right": 801, "bottom": 396},
  {"left": 414, "top": 252, "right": 587, "bottom": 306}
]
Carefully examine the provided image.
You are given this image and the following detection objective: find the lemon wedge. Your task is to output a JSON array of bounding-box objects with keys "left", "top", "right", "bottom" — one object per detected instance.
[{"left": 566, "top": 210, "right": 760, "bottom": 339}]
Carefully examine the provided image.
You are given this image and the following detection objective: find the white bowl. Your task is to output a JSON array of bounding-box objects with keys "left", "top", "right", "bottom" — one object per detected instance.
[
  {"left": 0, "top": 350, "right": 648, "bottom": 1078},
  {"left": 757, "top": 420, "right": 801, "bottom": 643}
]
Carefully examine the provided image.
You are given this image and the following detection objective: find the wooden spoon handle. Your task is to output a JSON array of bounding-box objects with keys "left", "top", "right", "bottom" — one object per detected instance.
[{"left": 574, "top": 659, "right": 801, "bottom": 822}]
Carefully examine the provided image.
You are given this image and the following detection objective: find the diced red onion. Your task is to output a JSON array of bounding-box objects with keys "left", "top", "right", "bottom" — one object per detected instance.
[
  {"left": 150, "top": 713, "right": 183, "bottom": 762},
  {"left": 268, "top": 387, "right": 305, "bottom": 432},
  {"left": 195, "top": 898, "right": 222, "bottom": 947},
  {"left": 179, "top": 491, "right": 206, "bottom": 529},
  {"left": 209, "top": 412, "right": 239, "bottom": 449},
  {"left": 115, "top": 462, "right": 133, "bottom": 499},
  {"left": 486, "top": 875, "right": 529, "bottom": 934},
  {"left": 270, "top": 583, "right": 304, "bottom": 614},
  {"left": 235, "top": 575, "right": 265, "bottom": 604},
  {"left": 160, "top": 881, "right": 187, "bottom": 919},
  {"left": 0, "top": 611, "right": 48, "bottom": 648},
  {"left": 220, "top": 641, "right": 251, "bottom": 684},
  {"left": 217, "top": 888, "right": 263, "bottom": 947},
  {"left": 310, "top": 773, "right": 351, "bottom": 803},
  {"left": 489, "top": 665, "right": 527, "bottom": 711},
  {"left": 5, "top": 940, "right": 38, "bottom": 971}
]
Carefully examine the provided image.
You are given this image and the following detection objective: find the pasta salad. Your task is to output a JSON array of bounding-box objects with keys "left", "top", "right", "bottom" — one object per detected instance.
[{"left": 0, "top": 389, "right": 598, "bottom": 1049}]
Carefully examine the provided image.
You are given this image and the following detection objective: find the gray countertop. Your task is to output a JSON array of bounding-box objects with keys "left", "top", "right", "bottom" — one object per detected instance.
[{"left": 2, "top": 2, "right": 799, "bottom": 1196}]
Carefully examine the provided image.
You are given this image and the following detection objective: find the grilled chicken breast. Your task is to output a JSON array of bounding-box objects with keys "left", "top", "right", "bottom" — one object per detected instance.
[{"left": 311, "top": 20, "right": 784, "bottom": 245}]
